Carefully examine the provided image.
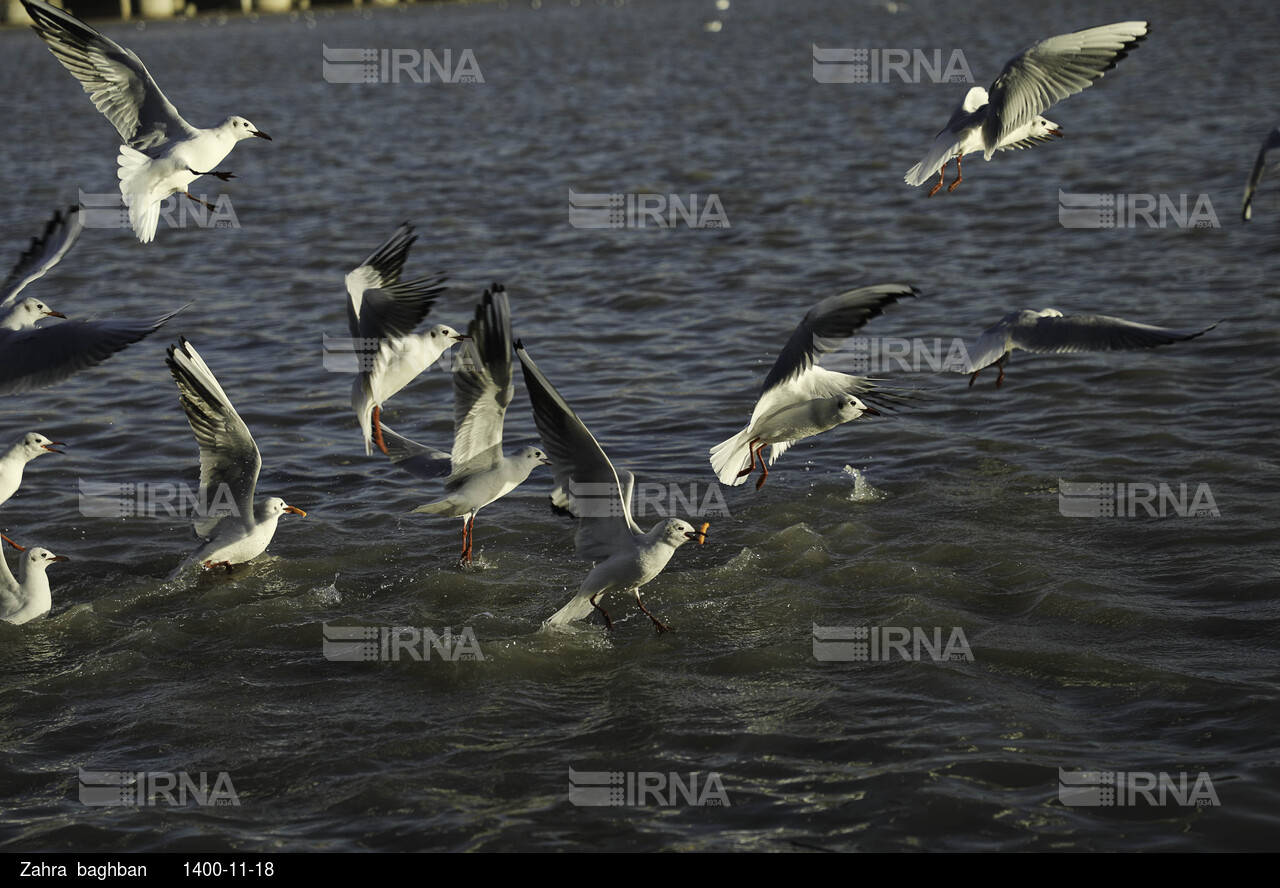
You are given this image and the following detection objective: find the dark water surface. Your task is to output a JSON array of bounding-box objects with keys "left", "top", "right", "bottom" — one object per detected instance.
[{"left": 0, "top": 0, "right": 1276, "bottom": 852}]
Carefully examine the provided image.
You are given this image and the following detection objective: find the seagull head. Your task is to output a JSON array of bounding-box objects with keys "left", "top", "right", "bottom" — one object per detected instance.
[
  {"left": 519, "top": 446, "right": 552, "bottom": 467},
  {"left": 25, "top": 547, "right": 69, "bottom": 570},
  {"left": 839, "top": 397, "right": 880, "bottom": 422},
  {"left": 428, "top": 324, "right": 470, "bottom": 344},
  {"left": 225, "top": 116, "right": 272, "bottom": 142},
  {"left": 262, "top": 497, "right": 306, "bottom": 520},
  {"left": 14, "top": 432, "right": 65, "bottom": 460},
  {"left": 1, "top": 298, "right": 66, "bottom": 331},
  {"left": 1029, "top": 116, "right": 1064, "bottom": 140},
  {"left": 662, "top": 519, "right": 708, "bottom": 548}
]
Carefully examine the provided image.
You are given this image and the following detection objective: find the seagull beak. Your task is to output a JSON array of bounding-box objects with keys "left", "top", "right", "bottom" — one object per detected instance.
[
  {"left": 685, "top": 522, "right": 709, "bottom": 545},
  {"left": 539, "top": 458, "right": 552, "bottom": 466},
  {"left": 51, "top": 555, "right": 70, "bottom": 563},
  {"left": 452, "top": 334, "right": 472, "bottom": 342},
  {"left": 284, "top": 505, "right": 307, "bottom": 517},
  {"left": 862, "top": 405, "right": 882, "bottom": 417},
  {"left": 43, "top": 310, "right": 68, "bottom": 319},
  {"left": 43, "top": 442, "right": 65, "bottom": 454},
  {"left": 252, "top": 130, "right": 272, "bottom": 141},
  {"left": 1048, "top": 128, "right": 1064, "bottom": 138}
]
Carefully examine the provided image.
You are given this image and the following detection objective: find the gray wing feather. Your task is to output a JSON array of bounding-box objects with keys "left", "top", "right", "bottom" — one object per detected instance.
[
  {"left": 0, "top": 206, "right": 83, "bottom": 310},
  {"left": 1242, "top": 126, "right": 1280, "bottom": 222}
]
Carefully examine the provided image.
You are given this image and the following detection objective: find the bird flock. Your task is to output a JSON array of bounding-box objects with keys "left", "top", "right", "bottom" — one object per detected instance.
[{"left": 0, "top": 3, "right": 1244, "bottom": 630}]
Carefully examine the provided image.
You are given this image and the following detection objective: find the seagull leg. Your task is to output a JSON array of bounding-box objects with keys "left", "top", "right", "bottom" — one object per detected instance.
[
  {"left": 2, "top": 533, "right": 25, "bottom": 551},
  {"left": 735, "top": 437, "right": 761, "bottom": 479},
  {"left": 947, "top": 154, "right": 964, "bottom": 192},
  {"left": 459, "top": 516, "right": 474, "bottom": 565},
  {"left": 995, "top": 357, "right": 1006, "bottom": 389},
  {"left": 635, "top": 591, "right": 671, "bottom": 635},
  {"left": 372, "top": 405, "right": 388, "bottom": 455},
  {"left": 754, "top": 444, "right": 771, "bottom": 490},
  {"left": 968, "top": 368, "right": 981, "bottom": 388},
  {"left": 202, "top": 560, "right": 234, "bottom": 573},
  {"left": 590, "top": 592, "right": 614, "bottom": 631},
  {"left": 184, "top": 193, "right": 219, "bottom": 211},
  {"left": 190, "top": 169, "right": 237, "bottom": 182},
  {"left": 928, "top": 163, "right": 946, "bottom": 197}
]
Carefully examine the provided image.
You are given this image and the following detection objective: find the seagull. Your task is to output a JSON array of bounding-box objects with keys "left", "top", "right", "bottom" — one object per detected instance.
[
  {"left": 517, "top": 341, "right": 707, "bottom": 634},
  {"left": 1242, "top": 125, "right": 1280, "bottom": 222},
  {"left": 905, "top": 21, "right": 1149, "bottom": 195},
  {"left": 21, "top": 0, "right": 272, "bottom": 243},
  {"left": 166, "top": 338, "right": 304, "bottom": 572},
  {"left": 957, "top": 309, "right": 1219, "bottom": 388},
  {"left": 0, "top": 540, "right": 69, "bottom": 625},
  {"left": 343, "top": 222, "right": 456, "bottom": 456},
  {"left": 0, "top": 207, "right": 182, "bottom": 396},
  {"left": 389, "top": 285, "right": 549, "bottom": 565},
  {"left": 710, "top": 284, "right": 919, "bottom": 490},
  {"left": 0, "top": 432, "right": 64, "bottom": 511}
]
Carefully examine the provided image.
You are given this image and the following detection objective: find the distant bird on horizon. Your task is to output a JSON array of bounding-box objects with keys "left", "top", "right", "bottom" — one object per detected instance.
[
  {"left": 1242, "top": 125, "right": 1280, "bottom": 222},
  {"left": 905, "top": 21, "right": 1149, "bottom": 195},
  {"left": 956, "top": 308, "right": 1218, "bottom": 388},
  {"left": 21, "top": 0, "right": 272, "bottom": 243}
]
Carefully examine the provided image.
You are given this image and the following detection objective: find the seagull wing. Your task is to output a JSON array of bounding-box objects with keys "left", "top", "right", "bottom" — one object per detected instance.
[
  {"left": 982, "top": 21, "right": 1148, "bottom": 157},
  {"left": 449, "top": 285, "right": 513, "bottom": 474},
  {"left": 344, "top": 222, "right": 448, "bottom": 342},
  {"left": 517, "top": 342, "right": 640, "bottom": 562},
  {"left": 1009, "top": 312, "right": 1218, "bottom": 354},
  {"left": 166, "top": 338, "right": 261, "bottom": 539},
  {"left": 0, "top": 307, "right": 180, "bottom": 397},
  {"left": 1242, "top": 126, "right": 1280, "bottom": 222},
  {"left": 22, "top": 0, "right": 197, "bottom": 151},
  {"left": 0, "top": 206, "right": 84, "bottom": 311},
  {"left": 379, "top": 424, "right": 453, "bottom": 481}
]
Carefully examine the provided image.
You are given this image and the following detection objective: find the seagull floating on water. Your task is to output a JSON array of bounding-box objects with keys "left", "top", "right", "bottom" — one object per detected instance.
[
  {"left": 710, "top": 284, "right": 919, "bottom": 490},
  {"left": 905, "top": 21, "right": 1148, "bottom": 195},
  {"left": 21, "top": 0, "right": 272, "bottom": 243},
  {"left": 0, "top": 539, "right": 69, "bottom": 626},
  {"left": 0, "top": 206, "right": 182, "bottom": 396},
  {"left": 166, "top": 339, "right": 304, "bottom": 572},
  {"left": 517, "top": 342, "right": 707, "bottom": 634},
  {"left": 383, "top": 285, "right": 549, "bottom": 565},
  {"left": 1242, "top": 126, "right": 1280, "bottom": 222},
  {"left": 343, "top": 222, "right": 456, "bottom": 456},
  {"left": 957, "top": 309, "right": 1219, "bottom": 388}
]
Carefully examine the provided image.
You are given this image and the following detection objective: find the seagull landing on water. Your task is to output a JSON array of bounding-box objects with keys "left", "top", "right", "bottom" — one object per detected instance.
[
  {"left": 1242, "top": 126, "right": 1280, "bottom": 222},
  {"left": 956, "top": 309, "right": 1219, "bottom": 388},
  {"left": 166, "top": 339, "right": 304, "bottom": 573},
  {"left": 21, "top": 0, "right": 272, "bottom": 243},
  {"left": 343, "top": 222, "right": 457, "bottom": 456},
  {"left": 0, "top": 540, "right": 69, "bottom": 626},
  {"left": 0, "top": 206, "right": 182, "bottom": 396},
  {"left": 383, "top": 285, "right": 549, "bottom": 566},
  {"left": 517, "top": 342, "right": 707, "bottom": 635},
  {"left": 710, "top": 284, "right": 920, "bottom": 491},
  {"left": 904, "top": 21, "right": 1148, "bottom": 196}
]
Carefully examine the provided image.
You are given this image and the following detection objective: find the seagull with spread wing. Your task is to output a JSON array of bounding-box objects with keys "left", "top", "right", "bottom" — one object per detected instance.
[
  {"left": 0, "top": 206, "right": 180, "bottom": 397},
  {"left": 21, "top": 0, "right": 272, "bottom": 243},
  {"left": 905, "top": 21, "right": 1148, "bottom": 195},
  {"left": 343, "top": 222, "right": 457, "bottom": 456},
  {"left": 517, "top": 342, "right": 706, "bottom": 634},
  {"left": 166, "top": 339, "right": 304, "bottom": 573},
  {"left": 710, "top": 284, "right": 919, "bottom": 490},
  {"left": 958, "top": 309, "right": 1218, "bottom": 388},
  {"left": 385, "top": 285, "right": 548, "bottom": 565}
]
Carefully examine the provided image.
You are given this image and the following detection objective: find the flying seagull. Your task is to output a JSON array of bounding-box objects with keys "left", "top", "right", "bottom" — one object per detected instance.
[
  {"left": 1242, "top": 125, "right": 1280, "bottom": 222},
  {"left": 710, "top": 284, "right": 919, "bottom": 490},
  {"left": 21, "top": 0, "right": 272, "bottom": 243},
  {"left": 905, "top": 21, "right": 1149, "bottom": 195},
  {"left": 957, "top": 309, "right": 1218, "bottom": 388}
]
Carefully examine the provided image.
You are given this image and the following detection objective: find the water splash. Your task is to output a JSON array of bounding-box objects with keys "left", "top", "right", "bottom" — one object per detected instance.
[{"left": 843, "top": 466, "right": 887, "bottom": 502}]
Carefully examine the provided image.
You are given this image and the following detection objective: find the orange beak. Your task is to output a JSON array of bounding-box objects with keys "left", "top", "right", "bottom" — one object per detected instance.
[
  {"left": 685, "top": 522, "right": 709, "bottom": 545},
  {"left": 284, "top": 505, "right": 307, "bottom": 517}
]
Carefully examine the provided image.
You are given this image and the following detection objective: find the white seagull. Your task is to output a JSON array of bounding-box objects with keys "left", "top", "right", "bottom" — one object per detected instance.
[
  {"left": 0, "top": 207, "right": 182, "bottom": 396},
  {"left": 343, "top": 222, "right": 456, "bottom": 456},
  {"left": 0, "top": 432, "right": 64, "bottom": 510},
  {"left": 905, "top": 21, "right": 1149, "bottom": 195},
  {"left": 166, "top": 339, "right": 304, "bottom": 572},
  {"left": 21, "top": 0, "right": 272, "bottom": 243},
  {"left": 386, "top": 285, "right": 549, "bottom": 565},
  {"left": 0, "top": 541, "right": 69, "bottom": 626},
  {"left": 957, "top": 309, "right": 1219, "bottom": 388},
  {"left": 1242, "top": 125, "right": 1280, "bottom": 222},
  {"left": 517, "top": 342, "right": 707, "bottom": 634},
  {"left": 710, "top": 284, "right": 919, "bottom": 490}
]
